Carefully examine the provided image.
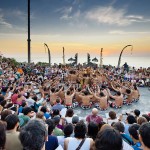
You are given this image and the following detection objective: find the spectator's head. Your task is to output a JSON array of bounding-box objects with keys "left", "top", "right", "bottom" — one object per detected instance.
[
  {"left": 40, "top": 106, "right": 47, "bottom": 113},
  {"left": 22, "top": 107, "right": 33, "bottom": 117},
  {"left": 87, "top": 122, "right": 99, "bottom": 140},
  {"left": 45, "top": 119, "right": 55, "bottom": 135},
  {"left": 129, "top": 123, "right": 140, "bottom": 141},
  {"left": 56, "top": 98, "right": 60, "bottom": 103},
  {"left": 0, "top": 110, "right": 12, "bottom": 121},
  {"left": 74, "top": 121, "right": 86, "bottom": 139},
  {"left": 134, "top": 109, "right": 140, "bottom": 117},
  {"left": 126, "top": 115, "right": 137, "bottom": 124},
  {"left": 21, "top": 101, "right": 28, "bottom": 107},
  {"left": 65, "top": 108, "right": 74, "bottom": 117},
  {"left": 36, "top": 112, "right": 45, "bottom": 121},
  {"left": 0, "top": 100, "right": 7, "bottom": 107},
  {"left": 112, "top": 122, "right": 125, "bottom": 133},
  {"left": 142, "top": 114, "right": 150, "bottom": 122},
  {"left": 5, "top": 114, "right": 19, "bottom": 130},
  {"left": 52, "top": 109, "right": 60, "bottom": 117},
  {"left": 0, "top": 121, "right": 6, "bottom": 150},
  {"left": 137, "top": 117, "right": 147, "bottom": 125},
  {"left": 63, "top": 124, "right": 73, "bottom": 137},
  {"left": 19, "top": 119, "right": 48, "bottom": 150},
  {"left": 52, "top": 115, "right": 60, "bottom": 126},
  {"left": 109, "top": 111, "right": 117, "bottom": 119},
  {"left": 0, "top": 95, "right": 4, "bottom": 102},
  {"left": 98, "top": 121, "right": 106, "bottom": 131},
  {"left": 92, "top": 108, "right": 98, "bottom": 116},
  {"left": 139, "top": 123, "right": 150, "bottom": 149},
  {"left": 72, "top": 116, "right": 79, "bottom": 124},
  {"left": 95, "top": 128, "right": 122, "bottom": 150},
  {"left": 32, "top": 95, "right": 38, "bottom": 102}
]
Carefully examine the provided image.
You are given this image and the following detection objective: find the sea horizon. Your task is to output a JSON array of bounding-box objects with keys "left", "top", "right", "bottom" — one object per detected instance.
[{"left": 4, "top": 54, "right": 150, "bottom": 68}]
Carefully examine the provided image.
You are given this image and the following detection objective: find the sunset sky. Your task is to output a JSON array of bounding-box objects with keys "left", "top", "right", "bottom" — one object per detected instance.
[{"left": 0, "top": 0, "right": 150, "bottom": 64}]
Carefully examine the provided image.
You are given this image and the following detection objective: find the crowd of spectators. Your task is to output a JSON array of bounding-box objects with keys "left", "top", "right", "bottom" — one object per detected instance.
[{"left": 0, "top": 59, "right": 150, "bottom": 150}]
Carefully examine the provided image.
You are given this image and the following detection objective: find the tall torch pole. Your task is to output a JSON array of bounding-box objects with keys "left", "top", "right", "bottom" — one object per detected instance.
[
  {"left": 100, "top": 48, "right": 103, "bottom": 68},
  {"left": 27, "top": 0, "right": 31, "bottom": 63},
  {"left": 63, "top": 47, "right": 65, "bottom": 65}
]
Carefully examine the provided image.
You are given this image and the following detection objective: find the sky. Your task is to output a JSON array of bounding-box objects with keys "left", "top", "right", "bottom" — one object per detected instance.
[{"left": 0, "top": 0, "right": 150, "bottom": 64}]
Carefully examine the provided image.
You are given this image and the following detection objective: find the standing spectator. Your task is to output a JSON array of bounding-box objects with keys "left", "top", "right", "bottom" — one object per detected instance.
[
  {"left": 19, "top": 107, "right": 34, "bottom": 127},
  {"left": 139, "top": 123, "right": 150, "bottom": 150},
  {"left": 65, "top": 108, "right": 74, "bottom": 124},
  {"left": 95, "top": 126, "right": 123, "bottom": 150},
  {"left": 19, "top": 119, "right": 48, "bottom": 150},
  {"left": 5, "top": 114, "right": 22, "bottom": 150},
  {"left": 45, "top": 119, "right": 59, "bottom": 150},
  {"left": 0, "top": 121, "right": 6, "bottom": 150},
  {"left": 124, "top": 115, "right": 137, "bottom": 136},
  {"left": 129, "top": 124, "right": 142, "bottom": 150},
  {"left": 64, "top": 121, "right": 93, "bottom": 150},
  {"left": 87, "top": 122, "right": 99, "bottom": 140}
]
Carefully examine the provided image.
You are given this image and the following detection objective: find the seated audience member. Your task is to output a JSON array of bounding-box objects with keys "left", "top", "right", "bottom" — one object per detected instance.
[
  {"left": 5, "top": 114, "right": 22, "bottom": 150},
  {"left": 137, "top": 117, "right": 148, "bottom": 125},
  {"left": 52, "top": 115, "right": 64, "bottom": 136},
  {"left": 19, "top": 107, "right": 34, "bottom": 127},
  {"left": 65, "top": 108, "right": 74, "bottom": 124},
  {"left": 52, "top": 109, "right": 66, "bottom": 130},
  {"left": 0, "top": 121, "right": 6, "bottom": 150},
  {"left": 113, "top": 122, "right": 133, "bottom": 145},
  {"left": 64, "top": 121, "right": 93, "bottom": 150},
  {"left": 142, "top": 114, "right": 150, "bottom": 122},
  {"left": 124, "top": 115, "right": 137, "bottom": 136},
  {"left": 40, "top": 106, "right": 51, "bottom": 119},
  {"left": 134, "top": 109, "right": 140, "bottom": 121},
  {"left": 52, "top": 98, "right": 65, "bottom": 111},
  {"left": 19, "top": 119, "right": 48, "bottom": 150},
  {"left": 86, "top": 108, "right": 103, "bottom": 124},
  {"left": 72, "top": 116, "right": 79, "bottom": 125},
  {"left": 45, "top": 119, "right": 59, "bottom": 150},
  {"left": 128, "top": 124, "right": 142, "bottom": 150},
  {"left": 139, "top": 122, "right": 150, "bottom": 150},
  {"left": 36, "top": 111, "right": 46, "bottom": 121},
  {"left": 107, "top": 111, "right": 119, "bottom": 125},
  {"left": 0, "top": 109, "right": 12, "bottom": 121}
]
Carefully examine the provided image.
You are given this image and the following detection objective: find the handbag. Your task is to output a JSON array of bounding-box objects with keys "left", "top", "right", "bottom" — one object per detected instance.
[{"left": 76, "top": 138, "right": 86, "bottom": 150}]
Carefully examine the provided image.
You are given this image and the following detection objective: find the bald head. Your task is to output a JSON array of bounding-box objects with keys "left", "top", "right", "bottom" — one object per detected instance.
[{"left": 92, "top": 108, "right": 98, "bottom": 115}]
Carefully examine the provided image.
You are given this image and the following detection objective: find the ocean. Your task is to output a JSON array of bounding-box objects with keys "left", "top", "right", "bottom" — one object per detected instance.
[{"left": 5, "top": 54, "right": 150, "bottom": 68}]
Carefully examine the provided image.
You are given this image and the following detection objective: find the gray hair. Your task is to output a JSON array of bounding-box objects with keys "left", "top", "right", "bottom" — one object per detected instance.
[{"left": 19, "top": 119, "right": 48, "bottom": 150}]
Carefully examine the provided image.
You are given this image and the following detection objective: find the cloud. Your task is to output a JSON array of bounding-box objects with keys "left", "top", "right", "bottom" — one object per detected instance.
[
  {"left": 85, "top": 6, "right": 150, "bottom": 26},
  {"left": 0, "top": 14, "right": 12, "bottom": 28},
  {"left": 109, "top": 30, "right": 150, "bottom": 35},
  {"left": 85, "top": 6, "right": 130, "bottom": 26},
  {"left": 56, "top": 6, "right": 73, "bottom": 20},
  {"left": 126, "top": 15, "right": 150, "bottom": 23}
]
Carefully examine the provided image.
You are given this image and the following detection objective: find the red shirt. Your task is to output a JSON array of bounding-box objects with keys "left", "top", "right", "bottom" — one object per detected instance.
[{"left": 86, "top": 114, "right": 103, "bottom": 124}]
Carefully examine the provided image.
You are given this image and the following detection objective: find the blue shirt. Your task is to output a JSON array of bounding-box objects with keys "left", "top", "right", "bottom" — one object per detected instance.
[
  {"left": 45, "top": 135, "right": 59, "bottom": 150},
  {"left": 52, "top": 103, "right": 65, "bottom": 111},
  {"left": 132, "top": 142, "right": 142, "bottom": 150}
]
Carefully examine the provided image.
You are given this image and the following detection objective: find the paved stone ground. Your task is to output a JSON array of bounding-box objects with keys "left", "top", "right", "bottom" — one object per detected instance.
[{"left": 73, "top": 87, "right": 150, "bottom": 121}]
